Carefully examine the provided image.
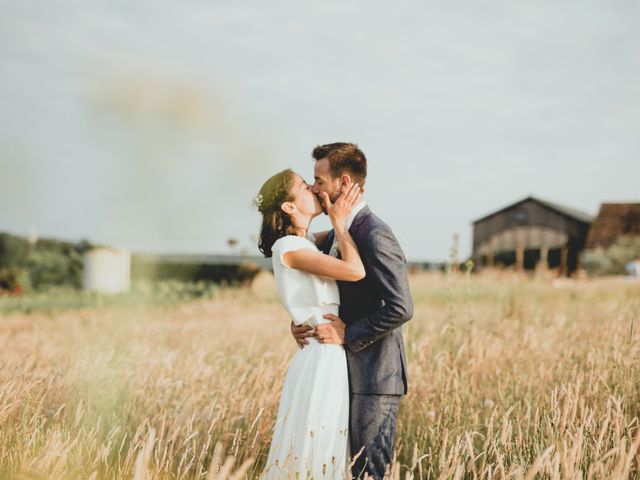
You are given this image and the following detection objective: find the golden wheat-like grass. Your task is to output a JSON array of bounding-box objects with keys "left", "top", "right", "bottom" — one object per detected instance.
[{"left": 0, "top": 271, "right": 638, "bottom": 479}]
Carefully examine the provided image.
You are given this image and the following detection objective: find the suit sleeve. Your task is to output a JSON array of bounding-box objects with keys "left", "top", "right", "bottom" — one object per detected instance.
[{"left": 344, "top": 225, "right": 414, "bottom": 353}]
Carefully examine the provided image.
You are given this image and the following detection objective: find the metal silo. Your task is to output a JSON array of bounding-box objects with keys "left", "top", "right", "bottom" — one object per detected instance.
[{"left": 83, "top": 248, "right": 131, "bottom": 294}]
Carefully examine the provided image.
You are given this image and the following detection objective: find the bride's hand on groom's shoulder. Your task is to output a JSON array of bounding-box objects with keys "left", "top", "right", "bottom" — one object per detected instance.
[{"left": 291, "top": 321, "right": 313, "bottom": 349}]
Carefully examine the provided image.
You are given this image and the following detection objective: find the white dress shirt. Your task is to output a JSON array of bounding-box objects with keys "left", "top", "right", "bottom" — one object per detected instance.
[{"left": 329, "top": 201, "right": 367, "bottom": 257}]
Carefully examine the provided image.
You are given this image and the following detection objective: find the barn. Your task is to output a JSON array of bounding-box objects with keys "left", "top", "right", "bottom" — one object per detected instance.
[{"left": 472, "top": 196, "right": 593, "bottom": 275}]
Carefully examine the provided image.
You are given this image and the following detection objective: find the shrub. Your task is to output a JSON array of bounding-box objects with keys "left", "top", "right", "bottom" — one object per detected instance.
[
  {"left": 0, "top": 269, "right": 20, "bottom": 293},
  {"left": 0, "top": 233, "right": 30, "bottom": 269},
  {"left": 25, "top": 250, "right": 84, "bottom": 290},
  {"left": 582, "top": 235, "right": 640, "bottom": 276},
  {"left": 0, "top": 232, "right": 93, "bottom": 291},
  {"left": 131, "top": 257, "right": 261, "bottom": 287},
  {"left": 581, "top": 249, "right": 614, "bottom": 276}
]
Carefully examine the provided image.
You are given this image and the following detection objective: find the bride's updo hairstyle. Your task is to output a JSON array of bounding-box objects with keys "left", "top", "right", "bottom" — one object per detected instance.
[{"left": 254, "top": 168, "right": 298, "bottom": 258}]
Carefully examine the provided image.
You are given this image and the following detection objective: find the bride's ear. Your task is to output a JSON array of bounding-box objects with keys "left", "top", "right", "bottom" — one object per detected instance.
[{"left": 281, "top": 201, "right": 295, "bottom": 215}]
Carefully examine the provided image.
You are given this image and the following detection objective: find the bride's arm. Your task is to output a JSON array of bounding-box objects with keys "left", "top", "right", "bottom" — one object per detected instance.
[
  {"left": 283, "top": 245, "right": 364, "bottom": 281},
  {"left": 286, "top": 183, "right": 365, "bottom": 282}
]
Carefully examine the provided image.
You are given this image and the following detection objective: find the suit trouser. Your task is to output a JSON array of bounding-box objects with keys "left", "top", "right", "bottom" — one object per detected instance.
[{"left": 349, "top": 393, "right": 401, "bottom": 479}]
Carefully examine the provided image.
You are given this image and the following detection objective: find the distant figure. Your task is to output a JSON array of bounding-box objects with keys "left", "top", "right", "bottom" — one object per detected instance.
[{"left": 625, "top": 256, "right": 640, "bottom": 278}]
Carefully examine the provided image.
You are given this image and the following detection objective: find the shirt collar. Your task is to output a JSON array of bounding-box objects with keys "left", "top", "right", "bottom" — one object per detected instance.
[{"left": 346, "top": 201, "right": 367, "bottom": 230}]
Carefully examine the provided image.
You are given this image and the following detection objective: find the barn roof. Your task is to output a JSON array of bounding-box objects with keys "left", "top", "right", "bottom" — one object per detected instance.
[
  {"left": 586, "top": 203, "right": 640, "bottom": 249},
  {"left": 472, "top": 196, "right": 594, "bottom": 224}
]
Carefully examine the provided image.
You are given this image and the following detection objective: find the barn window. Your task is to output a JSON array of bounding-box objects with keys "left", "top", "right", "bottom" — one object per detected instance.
[{"left": 513, "top": 208, "right": 528, "bottom": 225}]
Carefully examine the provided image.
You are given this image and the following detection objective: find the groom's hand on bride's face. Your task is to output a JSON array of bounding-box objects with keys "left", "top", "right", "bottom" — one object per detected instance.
[
  {"left": 315, "top": 314, "right": 346, "bottom": 345},
  {"left": 291, "top": 321, "right": 314, "bottom": 349}
]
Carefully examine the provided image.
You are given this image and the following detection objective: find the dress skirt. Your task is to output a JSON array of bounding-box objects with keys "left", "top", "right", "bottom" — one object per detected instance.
[{"left": 263, "top": 337, "right": 350, "bottom": 479}]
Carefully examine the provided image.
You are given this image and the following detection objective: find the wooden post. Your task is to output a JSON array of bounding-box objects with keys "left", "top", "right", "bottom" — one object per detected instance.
[
  {"left": 560, "top": 245, "right": 568, "bottom": 277},
  {"left": 516, "top": 245, "right": 524, "bottom": 271},
  {"left": 487, "top": 249, "right": 494, "bottom": 268},
  {"left": 450, "top": 234, "right": 460, "bottom": 272},
  {"left": 539, "top": 246, "right": 548, "bottom": 270}
]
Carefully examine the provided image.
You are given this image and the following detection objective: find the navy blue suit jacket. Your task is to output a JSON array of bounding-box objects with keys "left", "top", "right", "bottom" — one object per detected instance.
[{"left": 323, "top": 206, "right": 413, "bottom": 395}]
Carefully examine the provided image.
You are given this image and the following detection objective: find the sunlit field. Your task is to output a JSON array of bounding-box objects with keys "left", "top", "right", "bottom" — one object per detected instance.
[{"left": 1, "top": 272, "right": 639, "bottom": 479}]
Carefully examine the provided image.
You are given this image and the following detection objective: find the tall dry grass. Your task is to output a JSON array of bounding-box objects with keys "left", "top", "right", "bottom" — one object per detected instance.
[{"left": 0, "top": 271, "right": 638, "bottom": 479}]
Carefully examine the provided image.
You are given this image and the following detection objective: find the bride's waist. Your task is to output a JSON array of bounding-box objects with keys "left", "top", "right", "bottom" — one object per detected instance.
[
  {"left": 318, "top": 303, "right": 339, "bottom": 316},
  {"left": 292, "top": 304, "right": 339, "bottom": 330},
  {"left": 307, "top": 304, "right": 340, "bottom": 346},
  {"left": 314, "top": 304, "right": 339, "bottom": 325}
]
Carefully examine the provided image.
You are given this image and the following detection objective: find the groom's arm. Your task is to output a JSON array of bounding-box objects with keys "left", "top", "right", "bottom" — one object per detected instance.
[{"left": 343, "top": 225, "right": 413, "bottom": 353}]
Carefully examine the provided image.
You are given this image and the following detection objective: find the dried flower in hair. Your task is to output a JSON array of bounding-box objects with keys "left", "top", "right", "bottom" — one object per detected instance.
[{"left": 251, "top": 193, "right": 264, "bottom": 211}]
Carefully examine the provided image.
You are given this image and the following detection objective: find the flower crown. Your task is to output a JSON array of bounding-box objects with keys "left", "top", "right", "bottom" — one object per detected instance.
[
  {"left": 250, "top": 191, "right": 278, "bottom": 214},
  {"left": 251, "top": 193, "right": 264, "bottom": 211}
]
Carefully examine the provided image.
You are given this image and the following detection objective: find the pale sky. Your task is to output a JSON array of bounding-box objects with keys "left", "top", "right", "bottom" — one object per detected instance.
[{"left": 1, "top": 0, "right": 639, "bottom": 261}]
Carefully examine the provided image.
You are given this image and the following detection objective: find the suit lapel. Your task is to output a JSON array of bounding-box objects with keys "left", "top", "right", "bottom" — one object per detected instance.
[
  {"left": 322, "top": 206, "right": 370, "bottom": 256},
  {"left": 349, "top": 205, "right": 370, "bottom": 239},
  {"left": 322, "top": 230, "right": 335, "bottom": 255}
]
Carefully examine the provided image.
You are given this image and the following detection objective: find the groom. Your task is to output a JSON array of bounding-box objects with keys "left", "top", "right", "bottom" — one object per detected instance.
[{"left": 291, "top": 142, "right": 414, "bottom": 479}]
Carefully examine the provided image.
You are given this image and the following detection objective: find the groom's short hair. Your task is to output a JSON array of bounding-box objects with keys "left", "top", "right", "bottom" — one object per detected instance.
[{"left": 312, "top": 142, "right": 367, "bottom": 185}]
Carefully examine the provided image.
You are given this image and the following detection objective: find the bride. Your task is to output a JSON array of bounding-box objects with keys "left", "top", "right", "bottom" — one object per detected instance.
[{"left": 254, "top": 168, "right": 364, "bottom": 479}]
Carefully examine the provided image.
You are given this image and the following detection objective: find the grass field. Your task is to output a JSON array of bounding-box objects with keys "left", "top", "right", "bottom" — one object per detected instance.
[{"left": 1, "top": 271, "right": 639, "bottom": 479}]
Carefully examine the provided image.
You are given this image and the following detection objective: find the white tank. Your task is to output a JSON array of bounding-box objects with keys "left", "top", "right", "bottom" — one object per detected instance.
[{"left": 83, "top": 248, "right": 131, "bottom": 294}]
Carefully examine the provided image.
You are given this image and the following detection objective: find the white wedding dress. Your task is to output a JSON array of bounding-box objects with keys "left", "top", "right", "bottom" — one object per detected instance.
[{"left": 263, "top": 235, "right": 350, "bottom": 480}]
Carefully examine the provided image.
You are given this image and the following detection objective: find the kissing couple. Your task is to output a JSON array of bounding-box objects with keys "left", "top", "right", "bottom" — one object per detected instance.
[{"left": 254, "top": 143, "right": 414, "bottom": 479}]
